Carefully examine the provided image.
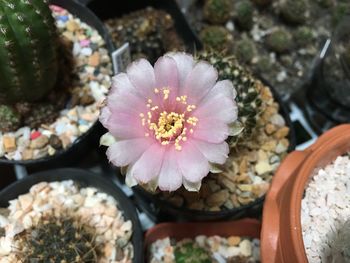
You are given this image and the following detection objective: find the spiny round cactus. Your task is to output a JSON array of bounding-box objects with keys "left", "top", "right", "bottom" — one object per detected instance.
[
  {"left": 279, "top": 0, "right": 308, "bottom": 25},
  {"left": 234, "top": 0, "right": 254, "bottom": 31},
  {"left": 265, "top": 28, "right": 293, "bottom": 54},
  {"left": 198, "top": 51, "right": 263, "bottom": 146},
  {"left": 203, "top": 0, "right": 232, "bottom": 24},
  {"left": 0, "top": 0, "right": 61, "bottom": 103},
  {"left": 200, "top": 26, "right": 233, "bottom": 53},
  {"left": 174, "top": 241, "right": 211, "bottom": 263},
  {"left": 294, "top": 26, "right": 313, "bottom": 47},
  {"left": 234, "top": 35, "right": 257, "bottom": 64},
  {"left": 17, "top": 216, "right": 100, "bottom": 263},
  {"left": 0, "top": 105, "right": 21, "bottom": 132}
]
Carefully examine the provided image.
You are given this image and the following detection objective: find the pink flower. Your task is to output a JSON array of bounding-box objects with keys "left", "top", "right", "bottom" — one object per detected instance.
[{"left": 100, "top": 53, "right": 237, "bottom": 191}]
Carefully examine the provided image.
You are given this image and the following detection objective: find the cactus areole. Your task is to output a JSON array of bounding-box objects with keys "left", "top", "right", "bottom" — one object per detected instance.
[{"left": 0, "top": 0, "right": 60, "bottom": 103}]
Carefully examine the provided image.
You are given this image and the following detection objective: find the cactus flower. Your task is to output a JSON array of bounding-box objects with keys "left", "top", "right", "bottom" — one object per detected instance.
[{"left": 100, "top": 53, "right": 237, "bottom": 191}]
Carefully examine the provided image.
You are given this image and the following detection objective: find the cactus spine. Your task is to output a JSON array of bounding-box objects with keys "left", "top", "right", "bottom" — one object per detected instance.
[{"left": 0, "top": 0, "right": 59, "bottom": 103}]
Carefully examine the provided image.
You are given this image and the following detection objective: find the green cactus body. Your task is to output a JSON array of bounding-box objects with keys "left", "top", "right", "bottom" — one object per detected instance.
[
  {"left": 0, "top": 0, "right": 59, "bottom": 103},
  {"left": 174, "top": 242, "right": 211, "bottom": 263},
  {"left": 18, "top": 216, "right": 100, "bottom": 262},
  {"left": 198, "top": 51, "right": 263, "bottom": 146}
]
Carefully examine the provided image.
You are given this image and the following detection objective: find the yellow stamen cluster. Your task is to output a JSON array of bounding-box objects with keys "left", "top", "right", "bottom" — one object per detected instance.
[{"left": 139, "top": 87, "right": 199, "bottom": 151}]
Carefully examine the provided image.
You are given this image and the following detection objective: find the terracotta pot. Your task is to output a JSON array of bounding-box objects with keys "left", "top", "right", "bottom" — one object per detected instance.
[
  {"left": 261, "top": 124, "right": 350, "bottom": 263},
  {"left": 145, "top": 218, "right": 261, "bottom": 261}
]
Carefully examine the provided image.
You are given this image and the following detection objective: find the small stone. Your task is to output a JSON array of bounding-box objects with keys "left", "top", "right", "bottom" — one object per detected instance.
[
  {"left": 206, "top": 190, "right": 229, "bottom": 207},
  {"left": 22, "top": 148, "right": 33, "bottom": 160},
  {"left": 218, "top": 177, "right": 236, "bottom": 192},
  {"left": 228, "top": 236, "right": 241, "bottom": 246},
  {"left": 252, "top": 183, "right": 270, "bottom": 197},
  {"left": 275, "top": 140, "right": 288, "bottom": 154},
  {"left": 240, "top": 239, "right": 252, "bottom": 257},
  {"left": 66, "top": 20, "right": 79, "bottom": 32},
  {"left": 274, "top": 127, "right": 290, "bottom": 139},
  {"left": 3, "top": 136, "right": 16, "bottom": 152},
  {"left": 80, "top": 94, "right": 95, "bottom": 106},
  {"left": 88, "top": 52, "right": 101, "bottom": 66},
  {"left": 30, "top": 135, "right": 49, "bottom": 149},
  {"left": 265, "top": 123, "right": 277, "bottom": 135},
  {"left": 237, "top": 184, "right": 253, "bottom": 192},
  {"left": 237, "top": 196, "right": 253, "bottom": 205},
  {"left": 239, "top": 158, "right": 248, "bottom": 175},
  {"left": 270, "top": 114, "right": 286, "bottom": 127},
  {"left": 167, "top": 195, "right": 184, "bottom": 207},
  {"left": 59, "top": 134, "right": 71, "bottom": 149},
  {"left": 255, "top": 161, "right": 273, "bottom": 175},
  {"left": 261, "top": 140, "right": 277, "bottom": 151},
  {"left": 48, "top": 146, "right": 56, "bottom": 156},
  {"left": 188, "top": 201, "right": 204, "bottom": 210},
  {"left": 49, "top": 135, "right": 62, "bottom": 149}
]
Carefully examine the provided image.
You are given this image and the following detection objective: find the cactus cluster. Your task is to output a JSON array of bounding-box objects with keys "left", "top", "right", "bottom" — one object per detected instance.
[
  {"left": 174, "top": 241, "right": 211, "bottom": 263},
  {"left": 198, "top": 51, "right": 263, "bottom": 146},
  {"left": 265, "top": 28, "right": 293, "bottom": 54},
  {"left": 234, "top": 0, "right": 254, "bottom": 31},
  {"left": 17, "top": 216, "right": 100, "bottom": 263},
  {"left": 0, "top": 0, "right": 74, "bottom": 132}
]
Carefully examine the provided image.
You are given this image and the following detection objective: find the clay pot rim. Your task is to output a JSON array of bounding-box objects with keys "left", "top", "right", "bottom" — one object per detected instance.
[{"left": 289, "top": 129, "right": 350, "bottom": 262}]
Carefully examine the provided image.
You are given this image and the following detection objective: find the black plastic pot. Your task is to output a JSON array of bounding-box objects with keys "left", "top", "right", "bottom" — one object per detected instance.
[
  {"left": 0, "top": 168, "right": 143, "bottom": 263},
  {"left": 131, "top": 82, "right": 296, "bottom": 222},
  {"left": 86, "top": 0, "right": 202, "bottom": 52},
  {"left": 0, "top": 0, "right": 114, "bottom": 171}
]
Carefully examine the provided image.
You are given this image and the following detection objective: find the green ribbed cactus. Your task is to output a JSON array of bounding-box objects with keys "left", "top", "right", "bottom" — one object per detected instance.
[{"left": 0, "top": 0, "right": 59, "bottom": 103}]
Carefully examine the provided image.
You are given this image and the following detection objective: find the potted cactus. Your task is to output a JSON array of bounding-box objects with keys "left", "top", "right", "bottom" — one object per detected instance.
[
  {"left": 0, "top": 168, "right": 142, "bottom": 262},
  {"left": 0, "top": 0, "right": 113, "bottom": 167}
]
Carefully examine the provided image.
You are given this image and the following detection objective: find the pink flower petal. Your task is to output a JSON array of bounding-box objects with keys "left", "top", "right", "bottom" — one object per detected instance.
[
  {"left": 99, "top": 107, "right": 111, "bottom": 128},
  {"left": 208, "top": 80, "right": 237, "bottom": 100},
  {"left": 183, "top": 61, "right": 218, "bottom": 104},
  {"left": 166, "top": 52, "right": 194, "bottom": 89},
  {"left": 192, "top": 118, "right": 229, "bottom": 143},
  {"left": 105, "top": 112, "right": 147, "bottom": 139},
  {"left": 176, "top": 142, "right": 210, "bottom": 183},
  {"left": 110, "top": 73, "right": 139, "bottom": 97},
  {"left": 158, "top": 147, "right": 183, "bottom": 191},
  {"left": 107, "top": 91, "right": 148, "bottom": 117},
  {"left": 192, "top": 140, "right": 229, "bottom": 164},
  {"left": 127, "top": 59, "right": 156, "bottom": 98},
  {"left": 154, "top": 56, "right": 180, "bottom": 110},
  {"left": 194, "top": 95, "right": 237, "bottom": 124},
  {"left": 106, "top": 138, "right": 152, "bottom": 167},
  {"left": 130, "top": 143, "right": 165, "bottom": 184}
]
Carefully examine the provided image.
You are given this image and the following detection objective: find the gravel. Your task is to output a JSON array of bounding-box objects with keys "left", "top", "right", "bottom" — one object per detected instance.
[{"left": 301, "top": 154, "right": 350, "bottom": 263}]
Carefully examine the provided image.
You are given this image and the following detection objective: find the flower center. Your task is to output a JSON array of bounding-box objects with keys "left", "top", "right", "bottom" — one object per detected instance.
[{"left": 139, "top": 87, "right": 199, "bottom": 151}]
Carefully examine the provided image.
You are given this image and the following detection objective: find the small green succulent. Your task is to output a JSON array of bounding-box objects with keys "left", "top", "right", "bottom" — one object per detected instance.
[
  {"left": 280, "top": 0, "right": 308, "bottom": 25},
  {"left": 203, "top": 0, "right": 232, "bottom": 24},
  {"left": 235, "top": 0, "right": 254, "bottom": 31},
  {"left": 294, "top": 26, "right": 314, "bottom": 47},
  {"left": 174, "top": 241, "right": 211, "bottom": 263},
  {"left": 265, "top": 28, "right": 293, "bottom": 54},
  {"left": 234, "top": 35, "right": 257, "bottom": 64},
  {"left": 200, "top": 26, "right": 234, "bottom": 53},
  {"left": 0, "top": 105, "right": 21, "bottom": 132}
]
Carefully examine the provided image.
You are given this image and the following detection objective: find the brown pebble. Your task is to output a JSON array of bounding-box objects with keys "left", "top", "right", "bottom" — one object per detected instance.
[
  {"left": 188, "top": 201, "right": 205, "bottom": 210},
  {"left": 265, "top": 123, "right": 277, "bottom": 135},
  {"left": 88, "top": 52, "right": 101, "bottom": 67},
  {"left": 49, "top": 135, "right": 63, "bottom": 149},
  {"left": 22, "top": 148, "right": 34, "bottom": 160},
  {"left": 206, "top": 189, "right": 229, "bottom": 207},
  {"left": 30, "top": 135, "right": 49, "bottom": 149},
  {"left": 167, "top": 195, "right": 184, "bottom": 207},
  {"left": 228, "top": 236, "right": 241, "bottom": 246},
  {"left": 239, "top": 157, "right": 248, "bottom": 175},
  {"left": 3, "top": 136, "right": 16, "bottom": 152},
  {"left": 261, "top": 140, "right": 277, "bottom": 151},
  {"left": 80, "top": 94, "right": 95, "bottom": 106},
  {"left": 59, "top": 134, "right": 71, "bottom": 149},
  {"left": 274, "top": 127, "right": 290, "bottom": 139}
]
